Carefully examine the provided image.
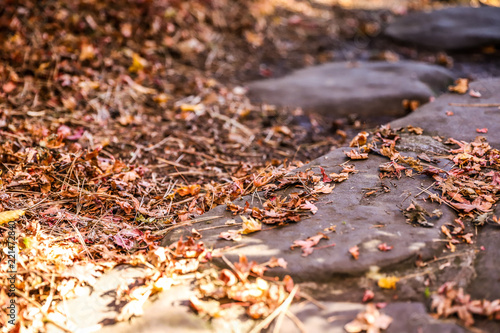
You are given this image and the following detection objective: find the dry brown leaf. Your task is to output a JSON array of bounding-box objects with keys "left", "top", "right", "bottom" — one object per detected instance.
[{"left": 448, "top": 78, "right": 469, "bottom": 94}]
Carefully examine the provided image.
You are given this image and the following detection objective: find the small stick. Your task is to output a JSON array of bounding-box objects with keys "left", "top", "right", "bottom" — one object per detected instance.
[
  {"left": 286, "top": 311, "right": 307, "bottom": 333},
  {"left": 448, "top": 103, "right": 500, "bottom": 107}
]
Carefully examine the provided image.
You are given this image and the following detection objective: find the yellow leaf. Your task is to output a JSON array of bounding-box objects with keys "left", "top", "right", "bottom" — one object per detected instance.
[
  {"left": 241, "top": 216, "right": 261, "bottom": 234},
  {"left": 176, "top": 184, "right": 201, "bottom": 197},
  {"left": 0, "top": 210, "right": 25, "bottom": 225},
  {"left": 154, "top": 93, "right": 171, "bottom": 104},
  {"left": 180, "top": 104, "right": 204, "bottom": 112},
  {"left": 129, "top": 53, "right": 147, "bottom": 73},
  {"left": 378, "top": 276, "right": 400, "bottom": 289}
]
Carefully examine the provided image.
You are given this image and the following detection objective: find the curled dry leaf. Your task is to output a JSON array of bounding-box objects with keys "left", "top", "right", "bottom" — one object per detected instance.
[
  {"left": 349, "top": 245, "right": 360, "bottom": 260},
  {"left": 319, "top": 166, "right": 332, "bottom": 183},
  {"left": 406, "top": 125, "right": 423, "bottom": 135},
  {"left": 448, "top": 78, "right": 469, "bottom": 94},
  {"left": 299, "top": 200, "right": 318, "bottom": 214},
  {"left": 313, "top": 183, "right": 335, "bottom": 194},
  {"left": 349, "top": 131, "right": 369, "bottom": 147},
  {"left": 241, "top": 216, "right": 262, "bottom": 234},
  {"left": 345, "top": 149, "right": 369, "bottom": 160},
  {"left": 219, "top": 230, "right": 242, "bottom": 241}
]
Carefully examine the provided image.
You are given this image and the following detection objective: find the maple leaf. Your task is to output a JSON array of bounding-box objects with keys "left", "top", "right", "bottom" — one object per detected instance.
[
  {"left": 329, "top": 172, "right": 349, "bottom": 182},
  {"left": 299, "top": 200, "right": 318, "bottom": 214},
  {"left": 291, "top": 233, "right": 329, "bottom": 256},
  {"left": 241, "top": 216, "right": 262, "bottom": 234}
]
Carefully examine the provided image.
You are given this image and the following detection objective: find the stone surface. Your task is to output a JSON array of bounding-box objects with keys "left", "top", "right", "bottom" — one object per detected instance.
[
  {"left": 163, "top": 139, "right": 456, "bottom": 282},
  {"left": 272, "top": 302, "right": 467, "bottom": 333},
  {"left": 47, "top": 265, "right": 146, "bottom": 333},
  {"left": 385, "top": 7, "right": 500, "bottom": 50},
  {"left": 47, "top": 266, "right": 211, "bottom": 333},
  {"left": 98, "top": 285, "right": 212, "bottom": 333},
  {"left": 390, "top": 78, "right": 500, "bottom": 148},
  {"left": 246, "top": 61, "right": 454, "bottom": 118}
]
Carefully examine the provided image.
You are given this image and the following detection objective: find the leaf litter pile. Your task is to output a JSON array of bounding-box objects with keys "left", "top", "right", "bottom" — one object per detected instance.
[{"left": 0, "top": 0, "right": 499, "bottom": 332}]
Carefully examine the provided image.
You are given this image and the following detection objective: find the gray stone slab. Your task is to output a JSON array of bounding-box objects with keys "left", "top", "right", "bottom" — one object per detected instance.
[
  {"left": 385, "top": 6, "right": 500, "bottom": 50},
  {"left": 98, "top": 285, "right": 212, "bottom": 333},
  {"left": 163, "top": 139, "right": 456, "bottom": 282},
  {"left": 270, "top": 302, "right": 467, "bottom": 333},
  {"left": 246, "top": 61, "right": 454, "bottom": 118},
  {"left": 390, "top": 78, "right": 500, "bottom": 148},
  {"left": 46, "top": 265, "right": 211, "bottom": 333}
]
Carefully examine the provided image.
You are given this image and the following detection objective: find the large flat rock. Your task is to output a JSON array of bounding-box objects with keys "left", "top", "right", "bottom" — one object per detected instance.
[
  {"left": 385, "top": 6, "right": 500, "bottom": 50},
  {"left": 390, "top": 78, "right": 500, "bottom": 147},
  {"left": 272, "top": 302, "right": 467, "bottom": 333},
  {"left": 163, "top": 140, "right": 455, "bottom": 282},
  {"left": 247, "top": 61, "right": 454, "bottom": 118},
  {"left": 47, "top": 266, "right": 212, "bottom": 333}
]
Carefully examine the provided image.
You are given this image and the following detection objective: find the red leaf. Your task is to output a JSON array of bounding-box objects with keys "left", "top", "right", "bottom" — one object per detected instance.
[
  {"left": 291, "top": 233, "right": 328, "bottom": 257},
  {"left": 319, "top": 166, "right": 332, "bottom": 183}
]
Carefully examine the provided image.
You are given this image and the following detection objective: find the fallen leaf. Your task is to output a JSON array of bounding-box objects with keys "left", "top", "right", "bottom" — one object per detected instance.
[
  {"left": 219, "top": 230, "right": 242, "bottom": 241},
  {"left": 129, "top": 53, "right": 147, "bottom": 72},
  {"left": 313, "top": 183, "right": 334, "bottom": 194},
  {"left": 362, "top": 289, "right": 374, "bottom": 302},
  {"left": 378, "top": 276, "right": 400, "bottom": 290},
  {"left": 407, "top": 125, "right": 423, "bottom": 135},
  {"left": 299, "top": 200, "right": 318, "bottom": 214},
  {"left": 448, "top": 78, "right": 469, "bottom": 94},
  {"left": 0, "top": 210, "right": 25, "bottom": 225},
  {"left": 349, "top": 245, "right": 359, "bottom": 260},
  {"left": 319, "top": 166, "right": 332, "bottom": 183},
  {"left": 291, "top": 233, "right": 329, "bottom": 257},
  {"left": 476, "top": 128, "right": 488, "bottom": 133},
  {"left": 469, "top": 89, "right": 482, "bottom": 98},
  {"left": 2, "top": 81, "right": 17, "bottom": 93},
  {"left": 241, "top": 216, "right": 261, "bottom": 234},
  {"left": 344, "top": 303, "right": 393, "bottom": 333},
  {"left": 377, "top": 243, "right": 393, "bottom": 252},
  {"left": 349, "top": 131, "right": 369, "bottom": 147},
  {"left": 345, "top": 150, "right": 369, "bottom": 160}
]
